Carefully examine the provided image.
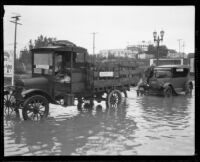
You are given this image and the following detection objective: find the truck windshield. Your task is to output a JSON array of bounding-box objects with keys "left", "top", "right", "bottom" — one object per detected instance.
[{"left": 33, "top": 53, "right": 53, "bottom": 75}]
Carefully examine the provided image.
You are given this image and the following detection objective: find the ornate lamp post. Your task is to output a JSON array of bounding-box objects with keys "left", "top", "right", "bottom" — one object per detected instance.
[{"left": 153, "top": 30, "right": 164, "bottom": 66}]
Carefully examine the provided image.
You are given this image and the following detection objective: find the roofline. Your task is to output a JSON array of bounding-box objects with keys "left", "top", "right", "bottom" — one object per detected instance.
[{"left": 31, "top": 45, "right": 88, "bottom": 53}]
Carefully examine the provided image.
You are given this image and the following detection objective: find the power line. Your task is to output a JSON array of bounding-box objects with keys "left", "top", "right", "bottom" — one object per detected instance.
[{"left": 10, "top": 15, "right": 22, "bottom": 86}]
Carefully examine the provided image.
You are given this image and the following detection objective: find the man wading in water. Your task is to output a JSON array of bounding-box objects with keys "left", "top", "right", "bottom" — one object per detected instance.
[
  {"left": 145, "top": 63, "right": 156, "bottom": 84},
  {"left": 137, "top": 63, "right": 156, "bottom": 95}
]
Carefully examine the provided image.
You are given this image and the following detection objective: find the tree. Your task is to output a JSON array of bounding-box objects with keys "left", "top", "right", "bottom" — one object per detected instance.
[
  {"left": 146, "top": 44, "right": 156, "bottom": 55},
  {"left": 146, "top": 44, "right": 168, "bottom": 58},
  {"left": 31, "top": 35, "right": 56, "bottom": 50},
  {"left": 18, "top": 35, "right": 57, "bottom": 72},
  {"left": 158, "top": 45, "right": 168, "bottom": 58}
]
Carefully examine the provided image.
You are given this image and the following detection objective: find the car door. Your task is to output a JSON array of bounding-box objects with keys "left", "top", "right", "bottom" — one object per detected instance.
[
  {"left": 171, "top": 67, "right": 188, "bottom": 92},
  {"left": 151, "top": 69, "right": 172, "bottom": 90}
]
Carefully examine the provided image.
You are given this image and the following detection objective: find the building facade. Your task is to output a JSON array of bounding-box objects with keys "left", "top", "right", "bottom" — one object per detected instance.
[
  {"left": 99, "top": 49, "right": 137, "bottom": 58},
  {"left": 138, "top": 53, "right": 154, "bottom": 59},
  {"left": 167, "top": 53, "right": 187, "bottom": 58},
  {"left": 99, "top": 40, "right": 153, "bottom": 59}
]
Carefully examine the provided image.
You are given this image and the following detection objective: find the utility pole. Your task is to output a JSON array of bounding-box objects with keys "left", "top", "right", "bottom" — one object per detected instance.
[
  {"left": 182, "top": 41, "right": 185, "bottom": 58},
  {"left": 92, "top": 32, "right": 97, "bottom": 55},
  {"left": 177, "top": 39, "right": 182, "bottom": 54},
  {"left": 91, "top": 32, "right": 97, "bottom": 63},
  {"left": 10, "top": 15, "right": 22, "bottom": 86}
]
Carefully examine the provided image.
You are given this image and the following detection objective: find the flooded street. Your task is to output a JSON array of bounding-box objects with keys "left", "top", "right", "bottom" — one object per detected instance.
[{"left": 4, "top": 86, "right": 195, "bottom": 156}]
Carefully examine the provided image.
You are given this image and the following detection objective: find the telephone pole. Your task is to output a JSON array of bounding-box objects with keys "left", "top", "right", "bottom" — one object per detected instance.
[
  {"left": 10, "top": 15, "right": 22, "bottom": 86},
  {"left": 92, "top": 32, "right": 97, "bottom": 55},
  {"left": 91, "top": 32, "right": 97, "bottom": 64},
  {"left": 182, "top": 41, "right": 185, "bottom": 58},
  {"left": 177, "top": 39, "right": 182, "bottom": 54}
]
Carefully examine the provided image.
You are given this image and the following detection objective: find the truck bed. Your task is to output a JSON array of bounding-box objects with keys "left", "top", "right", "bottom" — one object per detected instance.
[{"left": 86, "top": 60, "right": 143, "bottom": 92}]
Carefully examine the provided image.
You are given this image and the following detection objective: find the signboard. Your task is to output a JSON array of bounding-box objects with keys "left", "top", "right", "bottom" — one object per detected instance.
[
  {"left": 99, "top": 71, "right": 114, "bottom": 77},
  {"left": 4, "top": 55, "right": 13, "bottom": 77},
  {"left": 36, "top": 65, "right": 49, "bottom": 69}
]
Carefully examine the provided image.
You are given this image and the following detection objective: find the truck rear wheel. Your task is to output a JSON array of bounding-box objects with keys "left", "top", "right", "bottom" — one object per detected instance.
[
  {"left": 106, "top": 89, "right": 122, "bottom": 108},
  {"left": 22, "top": 95, "right": 49, "bottom": 121}
]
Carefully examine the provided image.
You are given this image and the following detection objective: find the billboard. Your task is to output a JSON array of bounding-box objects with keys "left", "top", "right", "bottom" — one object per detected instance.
[{"left": 4, "top": 53, "right": 13, "bottom": 77}]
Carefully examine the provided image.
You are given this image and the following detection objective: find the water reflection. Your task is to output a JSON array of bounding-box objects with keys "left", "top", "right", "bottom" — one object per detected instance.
[
  {"left": 4, "top": 89, "right": 194, "bottom": 155},
  {"left": 5, "top": 99, "right": 137, "bottom": 155}
]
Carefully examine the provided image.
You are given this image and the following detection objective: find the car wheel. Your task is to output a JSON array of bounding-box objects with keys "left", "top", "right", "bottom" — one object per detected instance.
[
  {"left": 22, "top": 95, "right": 49, "bottom": 121},
  {"left": 164, "top": 86, "right": 173, "bottom": 97},
  {"left": 185, "top": 83, "right": 193, "bottom": 96}
]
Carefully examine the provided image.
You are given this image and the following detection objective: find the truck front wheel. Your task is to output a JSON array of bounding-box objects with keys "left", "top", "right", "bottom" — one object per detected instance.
[{"left": 22, "top": 95, "right": 49, "bottom": 121}]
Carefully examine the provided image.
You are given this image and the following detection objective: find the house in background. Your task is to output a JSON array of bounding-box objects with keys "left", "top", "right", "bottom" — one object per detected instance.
[
  {"left": 167, "top": 49, "right": 187, "bottom": 58},
  {"left": 99, "top": 49, "right": 137, "bottom": 58},
  {"left": 138, "top": 53, "right": 154, "bottom": 59}
]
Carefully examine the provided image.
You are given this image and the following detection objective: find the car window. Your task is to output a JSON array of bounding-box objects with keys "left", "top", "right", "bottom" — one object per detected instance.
[
  {"left": 155, "top": 70, "right": 171, "bottom": 78},
  {"left": 172, "top": 68, "right": 189, "bottom": 77}
]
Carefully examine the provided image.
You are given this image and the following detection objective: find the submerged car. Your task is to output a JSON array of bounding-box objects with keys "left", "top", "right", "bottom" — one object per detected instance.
[{"left": 137, "top": 65, "right": 193, "bottom": 97}]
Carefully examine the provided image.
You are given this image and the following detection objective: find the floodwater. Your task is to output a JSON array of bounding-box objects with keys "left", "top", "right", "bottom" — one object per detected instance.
[{"left": 4, "top": 85, "right": 195, "bottom": 156}]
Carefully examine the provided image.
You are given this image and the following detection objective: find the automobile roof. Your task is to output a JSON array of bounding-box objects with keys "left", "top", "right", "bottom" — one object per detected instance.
[{"left": 156, "top": 65, "right": 190, "bottom": 68}]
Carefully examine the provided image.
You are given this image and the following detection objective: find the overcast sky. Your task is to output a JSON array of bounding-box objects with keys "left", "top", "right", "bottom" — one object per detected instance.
[{"left": 4, "top": 5, "right": 195, "bottom": 55}]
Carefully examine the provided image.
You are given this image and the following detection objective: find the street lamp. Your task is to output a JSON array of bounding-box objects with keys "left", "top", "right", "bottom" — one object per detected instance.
[{"left": 153, "top": 30, "right": 164, "bottom": 66}]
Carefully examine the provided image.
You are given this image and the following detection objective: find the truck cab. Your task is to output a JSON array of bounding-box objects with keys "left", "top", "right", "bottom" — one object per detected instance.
[{"left": 17, "top": 40, "right": 88, "bottom": 102}]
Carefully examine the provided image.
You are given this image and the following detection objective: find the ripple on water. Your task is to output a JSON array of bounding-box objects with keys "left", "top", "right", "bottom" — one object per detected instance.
[{"left": 4, "top": 88, "right": 194, "bottom": 155}]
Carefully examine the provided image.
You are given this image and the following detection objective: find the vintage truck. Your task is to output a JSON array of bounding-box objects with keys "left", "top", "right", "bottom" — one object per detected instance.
[{"left": 4, "top": 40, "right": 142, "bottom": 121}]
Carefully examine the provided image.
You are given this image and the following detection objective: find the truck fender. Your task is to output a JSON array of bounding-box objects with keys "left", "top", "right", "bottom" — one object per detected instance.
[{"left": 22, "top": 89, "right": 56, "bottom": 104}]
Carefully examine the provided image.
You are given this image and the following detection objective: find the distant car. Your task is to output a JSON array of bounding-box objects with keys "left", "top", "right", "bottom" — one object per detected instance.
[{"left": 137, "top": 65, "right": 193, "bottom": 97}]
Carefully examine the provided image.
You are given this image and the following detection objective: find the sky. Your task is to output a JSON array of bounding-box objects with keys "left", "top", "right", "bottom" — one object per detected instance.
[{"left": 3, "top": 5, "right": 195, "bottom": 56}]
